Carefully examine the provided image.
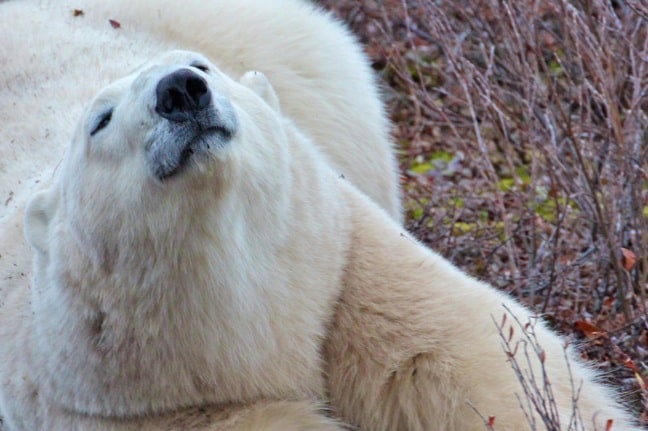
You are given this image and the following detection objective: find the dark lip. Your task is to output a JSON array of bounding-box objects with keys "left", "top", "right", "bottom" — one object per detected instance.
[
  {"left": 203, "top": 124, "right": 233, "bottom": 140},
  {"left": 156, "top": 126, "right": 229, "bottom": 181}
]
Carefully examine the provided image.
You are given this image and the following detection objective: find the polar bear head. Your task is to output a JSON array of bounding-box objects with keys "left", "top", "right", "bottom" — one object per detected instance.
[
  {"left": 25, "top": 50, "right": 291, "bottom": 273},
  {"left": 19, "top": 50, "right": 349, "bottom": 415}
]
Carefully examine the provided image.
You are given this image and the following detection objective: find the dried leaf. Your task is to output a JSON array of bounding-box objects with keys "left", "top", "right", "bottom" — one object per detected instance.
[
  {"left": 539, "top": 350, "right": 546, "bottom": 363},
  {"left": 506, "top": 342, "right": 519, "bottom": 358},
  {"left": 109, "top": 19, "right": 121, "bottom": 29},
  {"left": 620, "top": 248, "right": 637, "bottom": 271},
  {"left": 622, "top": 356, "right": 638, "bottom": 373},
  {"left": 500, "top": 313, "right": 507, "bottom": 329},
  {"left": 72, "top": 9, "right": 84, "bottom": 17},
  {"left": 508, "top": 325, "right": 514, "bottom": 342},
  {"left": 605, "top": 419, "right": 613, "bottom": 431},
  {"left": 574, "top": 320, "right": 606, "bottom": 339}
]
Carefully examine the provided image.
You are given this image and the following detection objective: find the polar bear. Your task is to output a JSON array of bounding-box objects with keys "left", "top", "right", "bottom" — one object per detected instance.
[
  {"left": 2, "top": 52, "right": 641, "bottom": 431},
  {"left": 0, "top": 2, "right": 641, "bottom": 431},
  {"left": 0, "top": 0, "right": 399, "bottom": 429}
]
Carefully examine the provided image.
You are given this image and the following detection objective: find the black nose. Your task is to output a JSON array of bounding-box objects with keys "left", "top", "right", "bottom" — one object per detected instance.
[{"left": 155, "top": 69, "right": 211, "bottom": 122}]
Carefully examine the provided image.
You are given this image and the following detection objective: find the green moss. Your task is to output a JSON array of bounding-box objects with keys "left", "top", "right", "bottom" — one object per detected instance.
[
  {"left": 412, "top": 207, "right": 424, "bottom": 220},
  {"left": 409, "top": 151, "right": 455, "bottom": 175},
  {"left": 450, "top": 197, "right": 465, "bottom": 208},
  {"left": 430, "top": 150, "right": 454, "bottom": 163},
  {"left": 497, "top": 165, "right": 531, "bottom": 192},
  {"left": 515, "top": 165, "right": 531, "bottom": 183},
  {"left": 451, "top": 222, "right": 475, "bottom": 235},
  {"left": 498, "top": 178, "right": 515, "bottom": 192},
  {"left": 410, "top": 162, "right": 433, "bottom": 174},
  {"left": 533, "top": 196, "right": 573, "bottom": 223}
]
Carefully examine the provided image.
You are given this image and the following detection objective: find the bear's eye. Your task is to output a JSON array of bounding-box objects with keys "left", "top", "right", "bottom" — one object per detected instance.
[
  {"left": 192, "top": 63, "right": 210, "bottom": 73},
  {"left": 90, "top": 109, "right": 113, "bottom": 136}
]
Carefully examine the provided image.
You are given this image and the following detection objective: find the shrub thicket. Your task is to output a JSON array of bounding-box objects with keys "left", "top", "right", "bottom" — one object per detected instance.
[{"left": 322, "top": 0, "right": 648, "bottom": 423}]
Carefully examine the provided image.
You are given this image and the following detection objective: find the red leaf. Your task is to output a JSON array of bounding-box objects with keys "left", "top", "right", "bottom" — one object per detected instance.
[
  {"left": 506, "top": 343, "right": 519, "bottom": 358},
  {"left": 622, "top": 356, "right": 638, "bottom": 373},
  {"left": 605, "top": 418, "right": 613, "bottom": 431},
  {"left": 574, "top": 320, "right": 606, "bottom": 339},
  {"left": 621, "top": 248, "right": 637, "bottom": 271},
  {"left": 109, "top": 19, "right": 121, "bottom": 29},
  {"left": 488, "top": 415, "right": 496, "bottom": 427}
]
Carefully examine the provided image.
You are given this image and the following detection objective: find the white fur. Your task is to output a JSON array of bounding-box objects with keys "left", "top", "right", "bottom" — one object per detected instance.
[
  {"left": 0, "top": 49, "right": 354, "bottom": 430},
  {"left": 0, "top": 0, "right": 400, "bottom": 228},
  {"left": 0, "top": 1, "right": 640, "bottom": 431},
  {"left": 0, "top": 0, "right": 395, "bottom": 429},
  {"left": 324, "top": 185, "right": 640, "bottom": 430},
  {"left": 12, "top": 53, "right": 351, "bottom": 417}
]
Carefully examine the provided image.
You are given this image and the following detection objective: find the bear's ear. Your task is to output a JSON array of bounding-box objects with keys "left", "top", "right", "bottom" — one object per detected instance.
[
  {"left": 24, "top": 188, "right": 58, "bottom": 254},
  {"left": 239, "top": 71, "right": 281, "bottom": 113}
]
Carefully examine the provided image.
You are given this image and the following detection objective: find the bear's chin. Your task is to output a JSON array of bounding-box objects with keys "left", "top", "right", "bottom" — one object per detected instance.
[{"left": 152, "top": 127, "right": 229, "bottom": 181}]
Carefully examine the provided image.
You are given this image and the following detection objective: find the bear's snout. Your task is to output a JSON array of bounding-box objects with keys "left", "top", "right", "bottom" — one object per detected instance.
[
  {"left": 155, "top": 69, "right": 211, "bottom": 122},
  {"left": 147, "top": 66, "right": 237, "bottom": 181}
]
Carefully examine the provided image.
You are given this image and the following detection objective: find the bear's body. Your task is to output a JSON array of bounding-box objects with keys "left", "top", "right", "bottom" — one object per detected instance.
[
  {"left": 0, "top": 1, "right": 396, "bottom": 429},
  {"left": 0, "top": 1, "right": 641, "bottom": 431}
]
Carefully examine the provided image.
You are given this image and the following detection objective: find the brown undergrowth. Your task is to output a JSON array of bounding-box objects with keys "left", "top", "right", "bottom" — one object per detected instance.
[{"left": 320, "top": 0, "right": 648, "bottom": 424}]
